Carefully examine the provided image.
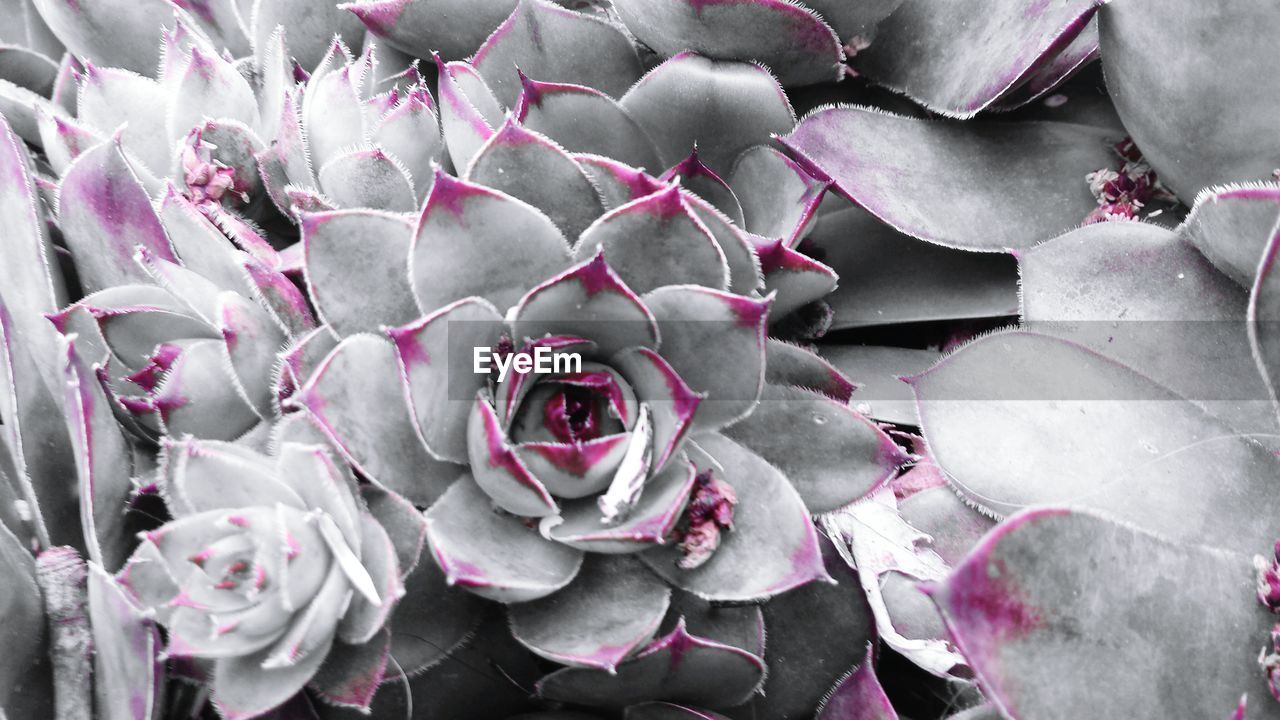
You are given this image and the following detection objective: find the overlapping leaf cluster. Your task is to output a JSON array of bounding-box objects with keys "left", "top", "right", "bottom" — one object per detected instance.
[{"left": 0, "top": 0, "right": 1277, "bottom": 719}]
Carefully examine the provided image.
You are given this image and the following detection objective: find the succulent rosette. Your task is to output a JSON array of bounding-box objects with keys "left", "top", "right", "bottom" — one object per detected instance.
[
  {"left": 285, "top": 95, "right": 905, "bottom": 710},
  {"left": 117, "top": 437, "right": 419, "bottom": 718}
]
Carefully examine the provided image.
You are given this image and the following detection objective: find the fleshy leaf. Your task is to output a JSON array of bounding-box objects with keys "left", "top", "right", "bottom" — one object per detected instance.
[
  {"left": 292, "top": 334, "right": 465, "bottom": 507},
  {"left": 467, "top": 118, "right": 604, "bottom": 241},
  {"left": 434, "top": 58, "right": 501, "bottom": 172},
  {"left": 302, "top": 209, "right": 419, "bottom": 336},
  {"left": 371, "top": 87, "right": 444, "bottom": 202},
  {"left": 932, "top": 508, "right": 1280, "bottom": 718},
  {"left": 728, "top": 144, "right": 827, "bottom": 244},
  {"left": 642, "top": 286, "right": 768, "bottom": 430},
  {"left": 659, "top": 149, "right": 743, "bottom": 228},
  {"left": 301, "top": 45, "right": 368, "bottom": 170},
  {"left": 212, "top": 636, "right": 335, "bottom": 720},
  {"left": 724, "top": 384, "right": 905, "bottom": 513},
  {"left": 425, "top": 476, "right": 583, "bottom": 603},
  {"left": 815, "top": 649, "right": 897, "bottom": 720},
  {"left": 763, "top": 339, "right": 856, "bottom": 404},
  {"left": 0, "top": 112, "right": 71, "bottom": 547},
  {"left": 57, "top": 136, "right": 177, "bottom": 292},
  {"left": 781, "top": 106, "right": 1116, "bottom": 250},
  {"left": 574, "top": 185, "right": 729, "bottom": 295},
  {"left": 537, "top": 617, "right": 764, "bottom": 710},
  {"left": 61, "top": 337, "right": 134, "bottom": 571},
  {"left": 643, "top": 434, "right": 830, "bottom": 601},
  {"left": 151, "top": 339, "right": 260, "bottom": 440},
  {"left": 544, "top": 457, "right": 697, "bottom": 554},
  {"left": 612, "top": 0, "right": 843, "bottom": 87},
  {"left": 909, "top": 330, "right": 1280, "bottom": 554},
  {"left": 809, "top": 206, "right": 1019, "bottom": 328},
  {"left": 611, "top": 348, "right": 701, "bottom": 473},
  {"left": 310, "top": 629, "right": 390, "bottom": 712},
  {"left": 467, "top": 393, "right": 558, "bottom": 517},
  {"left": 217, "top": 291, "right": 286, "bottom": 419},
  {"left": 823, "top": 345, "right": 940, "bottom": 426},
  {"left": 31, "top": 0, "right": 169, "bottom": 72},
  {"left": 512, "top": 252, "right": 659, "bottom": 358},
  {"left": 317, "top": 146, "right": 417, "bottom": 212},
  {"left": 473, "top": 0, "right": 643, "bottom": 108},
  {"left": 509, "top": 555, "right": 670, "bottom": 670},
  {"left": 516, "top": 75, "right": 661, "bottom": 171},
  {"left": 624, "top": 704, "right": 732, "bottom": 720},
  {"left": 1020, "top": 220, "right": 1278, "bottom": 447},
  {"left": 337, "top": 511, "right": 404, "bottom": 644},
  {"left": 856, "top": 0, "right": 1100, "bottom": 118},
  {"left": 0, "top": 523, "right": 46, "bottom": 712},
  {"left": 167, "top": 46, "right": 259, "bottom": 142},
  {"left": 753, "top": 538, "right": 875, "bottom": 719},
  {"left": 88, "top": 563, "right": 161, "bottom": 720},
  {"left": 385, "top": 546, "right": 485, "bottom": 676},
  {"left": 1181, "top": 183, "right": 1280, "bottom": 288},
  {"left": 341, "top": 0, "right": 519, "bottom": 61},
  {"left": 411, "top": 171, "right": 571, "bottom": 313},
  {"left": 1249, "top": 218, "right": 1280, "bottom": 424},
  {"left": 621, "top": 53, "right": 795, "bottom": 174},
  {"left": 1098, "top": 0, "right": 1280, "bottom": 201},
  {"left": 754, "top": 237, "right": 837, "bottom": 321},
  {"left": 251, "top": 0, "right": 364, "bottom": 73},
  {"left": 802, "top": 0, "right": 903, "bottom": 40},
  {"left": 76, "top": 65, "right": 169, "bottom": 174},
  {"left": 389, "top": 297, "right": 503, "bottom": 464}
]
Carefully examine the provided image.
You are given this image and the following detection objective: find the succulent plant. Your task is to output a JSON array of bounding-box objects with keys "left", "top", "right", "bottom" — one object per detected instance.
[
  {"left": 116, "top": 438, "right": 418, "bottom": 719},
  {"left": 3, "top": 0, "right": 1278, "bottom": 718}
]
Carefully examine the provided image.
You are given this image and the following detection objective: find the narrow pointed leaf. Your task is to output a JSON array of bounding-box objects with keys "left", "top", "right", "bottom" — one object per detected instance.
[{"left": 88, "top": 563, "right": 162, "bottom": 720}]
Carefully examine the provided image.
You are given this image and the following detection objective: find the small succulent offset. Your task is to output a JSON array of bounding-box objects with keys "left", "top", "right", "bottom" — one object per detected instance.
[{"left": 1, "top": 0, "right": 1279, "bottom": 718}]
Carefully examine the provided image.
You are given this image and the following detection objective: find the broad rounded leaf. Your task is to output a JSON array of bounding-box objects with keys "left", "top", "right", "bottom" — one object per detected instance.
[
  {"left": 723, "top": 384, "right": 906, "bottom": 513},
  {"left": 292, "top": 334, "right": 465, "bottom": 506},
  {"left": 909, "top": 331, "right": 1280, "bottom": 555},
  {"left": 425, "top": 477, "right": 583, "bottom": 603},
  {"left": 620, "top": 53, "right": 795, "bottom": 174},
  {"left": 612, "top": 0, "right": 842, "bottom": 87},
  {"left": 932, "top": 509, "right": 1280, "bottom": 719},
  {"left": 1181, "top": 183, "right": 1280, "bottom": 288},
  {"left": 302, "top": 209, "right": 420, "bottom": 336},
  {"left": 467, "top": 118, "right": 604, "bottom": 242},
  {"left": 31, "top": 0, "right": 169, "bottom": 72},
  {"left": 643, "top": 286, "right": 768, "bottom": 430},
  {"left": 411, "top": 171, "right": 570, "bottom": 313},
  {"left": 1099, "top": 0, "right": 1280, "bottom": 201},
  {"left": 473, "top": 0, "right": 643, "bottom": 108},
  {"left": 782, "top": 106, "right": 1116, "bottom": 250},
  {"left": 857, "top": 0, "right": 1100, "bottom": 117},
  {"left": 510, "top": 555, "right": 670, "bottom": 670},
  {"left": 516, "top": 75, "right": 662, "bottom": 171},
  {"left": 643, "top": 434, "right": 830, "bottom": 601},
  {"left": 574, "top": 186, "right": 729, "bottom": 296},
  {"left": 317, "top": 147, "right": 417, "bottom": 212}
]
